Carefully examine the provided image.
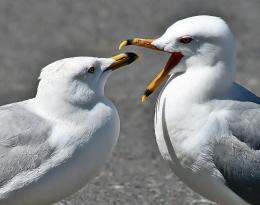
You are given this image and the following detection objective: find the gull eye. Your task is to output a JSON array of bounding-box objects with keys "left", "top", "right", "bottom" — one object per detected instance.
[
  {"left": 179, "top": 36, "right": 193, "bottom": 44},
  {"left": 87, "top": 66, "right": 95, "bottom": 74}
]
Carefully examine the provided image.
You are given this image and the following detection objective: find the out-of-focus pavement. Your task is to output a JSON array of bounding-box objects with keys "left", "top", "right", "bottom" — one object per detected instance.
[{"left": 0, "top": 1, "right": 259, "bottom": 204}]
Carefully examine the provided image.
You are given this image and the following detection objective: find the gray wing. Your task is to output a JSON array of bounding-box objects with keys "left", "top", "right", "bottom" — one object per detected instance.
[
  {"left": 213, "top": 101, "right": 260, "bottom": 205},
  {"left": 224, "top": 82, "right": 260, "bottom": 104},
  {"left": 223, "top": 83, "right": 260, "bottom": 149},
  {"left": 227, "top": 101, "right": 260, "bottom": 149},
  {"left": 214, "top": 136, "right": 260, "bottom": 205},
  {"left": 0, "top": 102, "right": 54, "bottom": 187}
]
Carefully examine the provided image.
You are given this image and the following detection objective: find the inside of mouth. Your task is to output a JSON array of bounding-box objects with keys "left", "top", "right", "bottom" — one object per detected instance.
[
  {"left": 143, "top": 52, "right": 183, "bottom": 99},
  {"left": 165, "top": 52, "right": 184, "bottom": 71}
]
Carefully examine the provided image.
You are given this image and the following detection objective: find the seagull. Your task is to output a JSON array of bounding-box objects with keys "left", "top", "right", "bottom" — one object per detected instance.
[
  {"left": 0, "top": 52, "right": 138, "bottom": 205},
  {"left": 119, "top": 15, "right": 260, "bottom": 205}
]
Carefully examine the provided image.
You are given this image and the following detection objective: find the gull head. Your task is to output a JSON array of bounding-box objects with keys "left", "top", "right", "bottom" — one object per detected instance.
[
  {"left": 36, "top": 53, "right": 138, "bottom": 106},
  {"left": 119, "top": 15, "right": 236, "bottom": 101}
]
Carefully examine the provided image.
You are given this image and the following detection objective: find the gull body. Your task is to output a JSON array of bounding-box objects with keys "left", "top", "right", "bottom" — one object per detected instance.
[
  {"left": 154, "top": 16, "right": 259, "bottom": 205},
  {"left": 0, "top": 53, "right": 138, "bottom": 205},
  {"left": 120, "top": 16, "right": 260, "bottom": 205}
]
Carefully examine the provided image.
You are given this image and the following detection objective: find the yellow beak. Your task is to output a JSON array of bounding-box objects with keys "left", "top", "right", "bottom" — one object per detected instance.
[
  {"left": 106, "top": 52, "right": 139, "bottom": 71},
  {"left": 119, "top": 38, "right": 161, "bottom": 51}
]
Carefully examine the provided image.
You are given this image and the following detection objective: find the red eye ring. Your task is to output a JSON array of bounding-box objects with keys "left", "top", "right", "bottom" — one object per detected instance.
[{"left": 179, "top": 36, "right": 193, "bottom": 44}]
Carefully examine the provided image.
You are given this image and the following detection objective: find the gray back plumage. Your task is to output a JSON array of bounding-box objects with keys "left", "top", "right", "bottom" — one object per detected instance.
[
  {"left": 213, "top": 100, "right": 260, "bottom": 205},
  {"left": 0, "top": 102, "right": 54, "bottom": 187},
  {"left": 214, "top": 136, "right": 260, "bottom": 205}
]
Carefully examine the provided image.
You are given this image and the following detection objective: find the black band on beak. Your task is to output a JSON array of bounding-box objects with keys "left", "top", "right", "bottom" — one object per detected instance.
[{"left": 105, "top": 52, "right": 139, "bottom": 72}]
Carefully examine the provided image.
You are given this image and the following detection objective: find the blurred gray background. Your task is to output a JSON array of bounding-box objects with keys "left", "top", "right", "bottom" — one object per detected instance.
[{"left": 0, "top": 0, "right": 259, "bottom": 204}]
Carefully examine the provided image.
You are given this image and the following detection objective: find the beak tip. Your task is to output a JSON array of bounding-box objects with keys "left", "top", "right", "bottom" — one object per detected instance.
[
  {"left": 109, "top": 52, "right": 139, "bottom": 71},
  {"left": 141, "top": 89, "right": 152, "bottom": 103},
  {"left": 118, "top": 40, "right": 128, "bottom": 50},
  {"left": 141, "top": 95, "right": 147, "bottom": 103}
]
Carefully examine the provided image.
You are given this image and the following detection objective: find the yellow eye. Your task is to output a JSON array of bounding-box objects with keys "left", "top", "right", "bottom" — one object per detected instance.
[
  {"left": 179, "top": 36, "right": 193, "bottom": 44},
  {"left": 88, "top": 67, "right": 95, "bottom": 74}
]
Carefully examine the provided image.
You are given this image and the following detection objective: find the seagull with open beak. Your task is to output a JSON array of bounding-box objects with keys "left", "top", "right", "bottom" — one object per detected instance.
[
  {"left": 119, "top": 15, "right": 260, "bottom": 205},
  {"left": 119, "top": 32, "right": 185, "bottom": 102}
]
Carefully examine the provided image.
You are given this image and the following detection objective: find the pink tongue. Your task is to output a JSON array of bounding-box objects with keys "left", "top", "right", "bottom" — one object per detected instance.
[{"left": 165, "top": 52, "right": 183, "bottom": 71}]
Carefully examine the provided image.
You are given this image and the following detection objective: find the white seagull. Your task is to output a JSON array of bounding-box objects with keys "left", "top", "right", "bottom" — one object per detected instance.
[
  {"left": 0, "top": 52, "right": 138, "bottom": 205},
  {"left": 119, "top": 16, "right": 260, "bottom": 205}
]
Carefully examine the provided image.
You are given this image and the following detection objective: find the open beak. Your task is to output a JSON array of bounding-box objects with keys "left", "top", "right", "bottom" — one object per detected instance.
[
  {"left": 105, "top": 52, "right": 139, "bottom": 71},
  {"left": 119, "top": 38, "right": 183, "bottom": 102}
]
